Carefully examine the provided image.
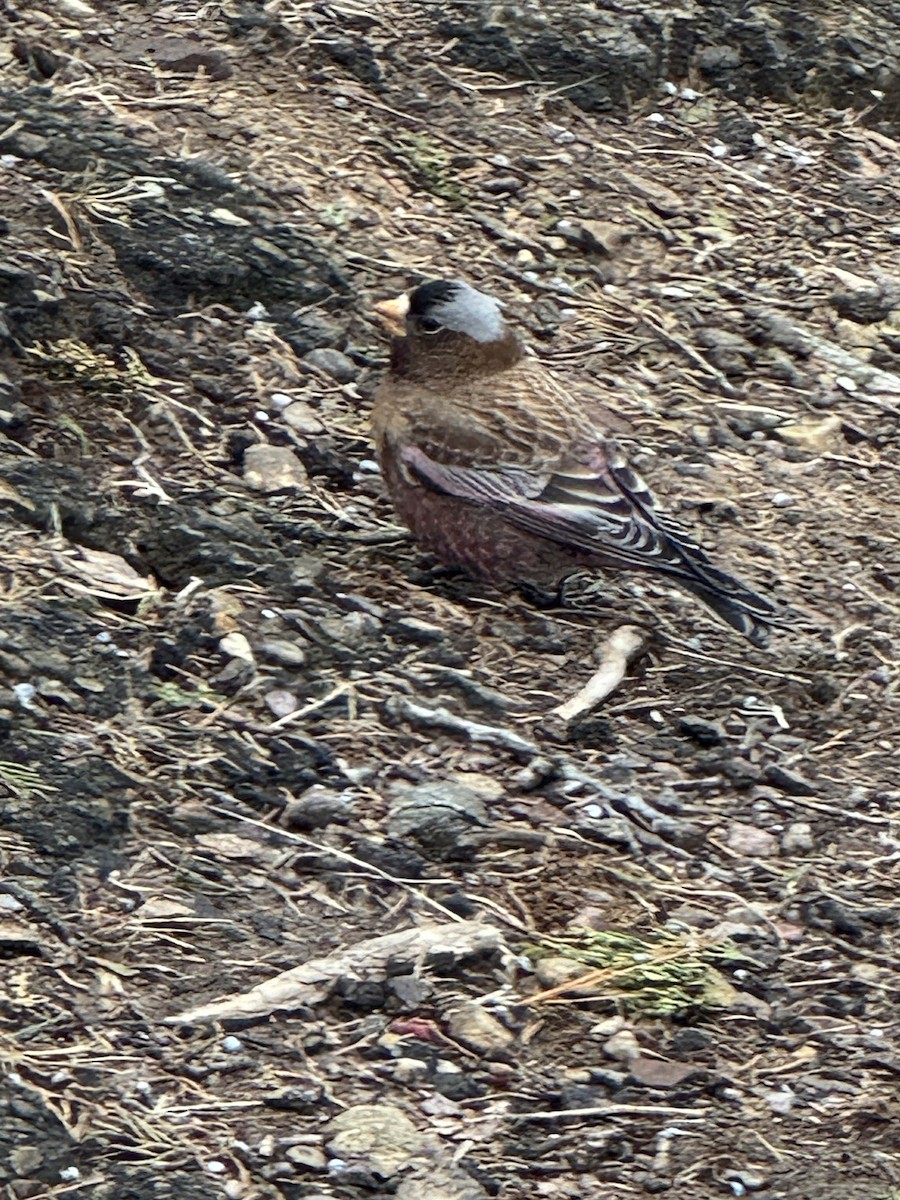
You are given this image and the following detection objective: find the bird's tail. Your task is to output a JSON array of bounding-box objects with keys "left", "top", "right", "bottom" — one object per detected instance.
[{"left": 679, "top": 567, "right": 781, "bottom": 648}]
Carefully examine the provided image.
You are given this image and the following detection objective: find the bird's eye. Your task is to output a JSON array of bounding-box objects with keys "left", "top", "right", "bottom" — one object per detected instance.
[{"left": 419, "top": 316, "right": 442, "bottom": 333}]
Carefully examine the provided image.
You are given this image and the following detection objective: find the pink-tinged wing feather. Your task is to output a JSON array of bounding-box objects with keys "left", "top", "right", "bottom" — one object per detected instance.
[{"left": 399, "top": 442, "right": 779, "bottom": 643}]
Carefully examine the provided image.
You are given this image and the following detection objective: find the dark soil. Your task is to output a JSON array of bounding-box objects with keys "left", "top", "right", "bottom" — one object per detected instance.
[{"left": 1, "top": 2, "right": 898, "bottom": 1199}]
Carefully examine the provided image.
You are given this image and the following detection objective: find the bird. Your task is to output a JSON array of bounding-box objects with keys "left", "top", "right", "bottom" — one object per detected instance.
[{"left": 372, "top": 278, "right": 781, "bottom": 646}]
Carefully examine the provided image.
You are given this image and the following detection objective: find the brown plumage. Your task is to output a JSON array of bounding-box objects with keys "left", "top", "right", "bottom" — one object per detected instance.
[{"left": 372, "top": 278, "right": 781, "bottom": 646}]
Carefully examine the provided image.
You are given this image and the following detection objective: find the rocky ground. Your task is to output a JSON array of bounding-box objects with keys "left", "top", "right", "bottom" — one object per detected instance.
[{"left": 0, "top": 2, "right": 899, "bottom": 1198}]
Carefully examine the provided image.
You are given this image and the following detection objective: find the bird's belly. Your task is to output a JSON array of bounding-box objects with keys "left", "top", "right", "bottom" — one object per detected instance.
[{"left": 384, "top": 461, "right": 578, "bottom": 587}]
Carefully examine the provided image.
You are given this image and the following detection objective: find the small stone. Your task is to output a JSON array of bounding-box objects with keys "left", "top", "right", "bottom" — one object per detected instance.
[
  {"left": 724, "top": 1169, "right": 767, "bottom": 1191},
  {"left": 304, "top": 348, "right": 358, "bottom": 383},
  {"left": 325, "top": 1105, "right": 425, "bottom": 1178},
  {"left": 243, "top": 445, "right": 308, "bottom": 492},
  {"left": 480, "top": 175, "right": 521, "bottom": 195},
  {"left": 446, "top": 1002, "right": 514, "bottom": 1056},
  {"left": 628, "top": 1057, "right": 696, "bottom": 1089},
  {"left": 260, "top": 638, "right": 308, "bottom": 667},
  {"left": 10, "top": 1147, "right": 43, "bottom": 1174},
  {"left": 222, "top": 1036, "right": 243, "bottom": 1052},
  {"left": 643, "top": 1176, "right": 673, "bottom": 1193},
  {"left": 603, "top": 1029, "right": 641, "bottom": 1063},
  {"left": 591, "top": 1015, "right": 626, "bottom": 1037},
  {"left": 392, "top": 1057, "right": 430, "bottom": 1083},
  {"left": 771, "top": 491, "right": 796, "bottom": 508},
  {"left": 534, "top": 956, "right": 591, "bottom": 992},
  {"left": 394, "top": 617, "right": 444, "bottom": 643},
  {"left": 219, "top": 631, "right": 254, "bottom": 664},
  {"left": 677, "top": 715, "right": 723, "bottom": 745},
  {"left": 282, "top": 401, "right": 324, "bottom": 434},
  {"left": 765, "top": 1087, "right": 796, "bottom": 1114},
  {"left": 260, "top": 1161, "right": 295, "bottom": 1181},
  {"left": 9, "top": 1183, "right": 42, "bottom": 1199},
  {"left": 285, "top": 1145, "right": 327, "bottom": 1170},
  {"left": 763, "top": 764, "right": 817, "bottom": 796},
  {"left": 781, "top": 821, "right": 814, "bottom": 854},
  {"left": 726, "top": 822, "right": 779, "bottom": 858},
  {"left": 668, "top": 1028, "right": 711, "bottom": 1055},
  {"left": 264, "top": 689, "right": 298, "bottom": 719},
  {"left": 283, "top": 787, "right": 354, "bottom": 831}
]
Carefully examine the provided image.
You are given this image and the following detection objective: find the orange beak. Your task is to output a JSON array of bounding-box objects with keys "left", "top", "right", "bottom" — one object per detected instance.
[{"left": 374, "top": 292, "right": 410, "bottom": 338}]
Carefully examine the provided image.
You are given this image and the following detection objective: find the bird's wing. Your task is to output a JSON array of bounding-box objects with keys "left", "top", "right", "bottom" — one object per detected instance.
[{"left": 399, "top": 440, "right": 718, "bottom": 584}]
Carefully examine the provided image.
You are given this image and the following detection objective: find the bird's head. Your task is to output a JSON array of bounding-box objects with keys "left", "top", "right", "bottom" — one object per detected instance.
[{"left": 375, "top": 279, "right": 507, "bottom": 344}]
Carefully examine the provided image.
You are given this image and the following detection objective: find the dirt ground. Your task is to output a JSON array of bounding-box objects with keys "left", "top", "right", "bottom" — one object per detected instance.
[{"left": 1, "top": 2, "right": 899, "bottom": 1198}]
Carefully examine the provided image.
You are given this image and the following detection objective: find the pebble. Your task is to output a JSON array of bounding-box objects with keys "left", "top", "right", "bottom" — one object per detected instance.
[
  {"left": 446, "top": 1001, "right": 514, "bottom": 1056},
  {"left": 603, "top": 1029, "right": 641, "bottom": 1063},
  {"left": 260, "top": 638, "right": 308, "bottom": 667},
  {"left": 765, "top": 1087, "right": 796, "bottom": 1114},
  {"left": 304, "top": 348, "right": 358, "bottom": 383},
  {"left": 219, "top": 632, "right": 254, "bottom": 663},
  {"left": 325, "top": 1105, "right": 425, "bottom": 1178},
  {"left": 480, "top": 175, "right": 521, "bottom": 195},
  {"left": 781, "top": 821, "right": 814, "bottom": 854},
  {"left": 264, "top": 689, "right": 299, "bottom": 718},
  {"left": 394, "top": 617, "right": 444, "bottom": 643},
  {"left": 771, "top": 491, "right": 796, "bottom": 508},
  {"left": 285, "top": 1145, "right": 327, "bottom": 1170},
  {"left": 763, "top": 764, "right": 817, "bottom": 796},
  {"left": 283, "top": 787, "right": 354, "bottom": 831},
  {"left": 222, "top": 1036, "right": 243, "bottom": 1052},
  {"left": 726, "top": 822, "right": 780, "bottom": 858},
  {"left": 392, "top": 1056, "right": 430, "bottom": 1083},
  {"left": 282, "top": 400, "right": 324, "bottom": 434},
  {"left": 243, "top": 444, "right": 308, "bottom": 492},
  {"left": 10, "top": 1147, "right": 43, "bottom": 1174},
  {"left": 591, "top": 1015, "right": 626, "bottom": 1037}
]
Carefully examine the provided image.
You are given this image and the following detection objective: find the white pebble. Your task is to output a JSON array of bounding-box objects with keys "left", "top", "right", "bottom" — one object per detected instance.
[
  {"left": 12, "top": 683, "right": 37, "bottom": 708},
  {"left": 766, "top": 1087, "right": 796, "bottom": 1114},
  {"left": 662, "top": 81, "right": 678, "bottom": 95},
  {"left": 835, "top": 375, "right": 857, "bottom": 391},
  {"left": 680, "top": 87, "right": 699, "bottom": 100},
  {"left": 771, "top": 492, "right": 796, "bottom": 508},
  {"left": 270, "top": 392, "right": 293, "bottom": 408},
  {"left": 205, "top": 1161, "right": 228, "bottom": 1175},
  {"left": 59, "top": 1168, "right": 81, "bottom": 1182},
  {"left": 647, "top": 112, "right": 666, "bottom": 124},
  {"left": 222, "top": 1035, "right": 243, "bottom": 1053}
]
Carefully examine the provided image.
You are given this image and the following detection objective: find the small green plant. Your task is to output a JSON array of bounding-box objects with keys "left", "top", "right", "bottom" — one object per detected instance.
[
  {"left": 396, "top": 133, "right": 466, "bottom": 207},
  {"left": 525, "top": 927, "right": 745, "bottom": 1016}
]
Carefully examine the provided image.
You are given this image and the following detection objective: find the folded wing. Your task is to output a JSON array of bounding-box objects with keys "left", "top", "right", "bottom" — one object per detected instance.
[{"left": 399, "top": 442, "right": 779, "bottom": 645}]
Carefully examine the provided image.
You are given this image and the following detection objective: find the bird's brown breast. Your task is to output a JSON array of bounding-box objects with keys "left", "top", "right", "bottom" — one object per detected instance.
[{"left": 373, "top": 336, "right": 599, "bottom": 471}]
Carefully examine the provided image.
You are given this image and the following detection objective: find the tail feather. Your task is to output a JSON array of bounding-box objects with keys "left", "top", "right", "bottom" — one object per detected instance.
[{"left": 679, "top": 573, "right": 780, "bottom": 647}]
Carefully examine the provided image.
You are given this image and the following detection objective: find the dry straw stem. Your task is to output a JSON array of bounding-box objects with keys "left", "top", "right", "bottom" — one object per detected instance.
[{"left": 552, "top": 623, "right": 648, "bottom": 720}]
